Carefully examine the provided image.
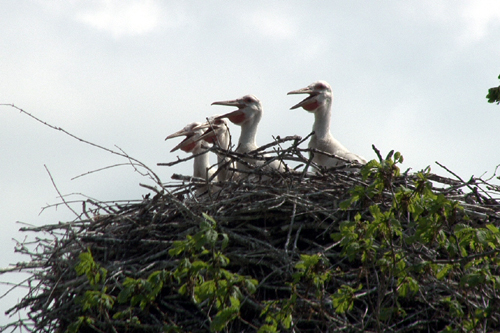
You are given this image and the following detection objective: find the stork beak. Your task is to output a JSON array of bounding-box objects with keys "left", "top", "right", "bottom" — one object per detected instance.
[
  {"left": 197, "top": 128, "right": 218, "bottom": 143},
  {"left": 212, "top": 99, "right": 247, "bottom": 124},
  {"left": 192, "top": 117, "right": 229, "bottom": 144},
  {"left": 211, "top": 99, "right": 244, "bottom": 108},
  {"left": 192, "top": 122, "right": 212, "bottom": 131},
  {"left": 215, "top": 109, "right": 244, "bottom": 120},
  {"left": 166, "top": 127, "right": 199, "bottom": 153},
  {"left": 193, "top": 122, "right": 218, "bottom": 143},
  {"left": 193, "top": 121, "right": 223, "bottom": 133},
  {"left": 287, "top": 86, "right": 316, "bottom": 110},
  {"left": 214, "top": 109, "right": 245, "bottom": 125},
  {"left": 287, "top": 86, "right": 313, "bottom": 95},
  {"left": 169, "top": 134, "right": 200, "bottom": 153},
  {"left": 165, "top": 128, "right": 191, "bottom": 140}
]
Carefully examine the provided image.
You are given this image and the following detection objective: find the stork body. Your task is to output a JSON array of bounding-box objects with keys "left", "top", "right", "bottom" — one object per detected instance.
[
  {"left": 212, "top": 95, "right": 284, "bottom": 172},
  {"left": 194, "top": 117, "right": 233, "bottom": 181},
  {"left": 288, "top": 81, "right": 367, "bottom": 168},
  {"left": 165, "top": 122, "right": 213, "bottom": 180}
]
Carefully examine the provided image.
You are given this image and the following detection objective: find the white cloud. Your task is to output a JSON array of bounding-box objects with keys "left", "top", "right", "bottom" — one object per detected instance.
[
  {"left": 460, "top": 0, "right": 500, "bottom": 40},
  {"left": 405, "top": 0, "right": 500, "bottom": 42},
  {"left": 33, "top": 0, "right": 189, "bottom": 37},
  {"left": 76, "top": 0, "right": 162, "bottom": 37},
  {"left": 247, "top": 10, "right": 297, "bottom": 40},
  {"left": 242, "top": 8, "right": 328, "bottom": 61}
]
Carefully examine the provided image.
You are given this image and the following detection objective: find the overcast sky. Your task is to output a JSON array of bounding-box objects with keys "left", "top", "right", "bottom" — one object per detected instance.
[{"left": 1, "top": 0, "right": 500, "bottom": 325}]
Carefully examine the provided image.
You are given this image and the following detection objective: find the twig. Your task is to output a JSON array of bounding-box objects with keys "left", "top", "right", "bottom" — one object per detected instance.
[
  {"left": 285, "top": 201, "right": 297, "bottom": 253},
  {"left": 44, "top": 165, "right": 80, "bottom": 219},
  {"left": 3, "top": 103, "right": 164, "bottom": 187}
]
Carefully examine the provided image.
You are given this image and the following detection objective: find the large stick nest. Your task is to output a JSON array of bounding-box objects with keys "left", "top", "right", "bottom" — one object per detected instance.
[{"left": 2, "top": 136, "right": 500, "bottom": 332}]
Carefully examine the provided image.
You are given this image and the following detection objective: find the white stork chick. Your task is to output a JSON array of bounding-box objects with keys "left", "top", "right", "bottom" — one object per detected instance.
[
  {"left": 211, "top": 95, "right": 284, "bottom": 172},
  {"left": 288, "top": 81, "right": 367, "bottom": 167},
  {"left": 165, "top": 122, "right": 213, "bottom": 181},
  {"left": 193, "top": 116, "right": 233, "bottom": 181},
  {"left": 194, "top": 116, "right": 231, "bottom": 151}
]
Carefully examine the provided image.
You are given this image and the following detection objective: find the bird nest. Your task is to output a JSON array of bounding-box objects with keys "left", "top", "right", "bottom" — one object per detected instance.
[{"left": 2, "top": 136, "right": 500, "bottom": 333}]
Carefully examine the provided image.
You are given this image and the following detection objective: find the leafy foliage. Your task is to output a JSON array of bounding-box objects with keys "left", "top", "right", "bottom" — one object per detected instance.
[
  {"left": 331, "top": 149, "right": 500, "bottom": 331},
  {"left": 168, "top": 213, "right": 258, "bottom": 332},
  {"left": 66, "top": 215, "right": 258, "bottom": 332},
  {"left": 67, "top": 249, "right": 115, "bottom": 333},
  {"left": 486, "top": 74, "right": 500, "bottom": 104},
  {"left": 259, "top": 253, "right": 332, "bottom": 332},
  {"left": 3, "top": 146, "right": 500, "bottom": 332}
]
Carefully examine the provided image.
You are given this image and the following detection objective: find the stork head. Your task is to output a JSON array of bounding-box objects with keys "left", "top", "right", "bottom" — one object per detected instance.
[
  {"left": 165, "top": 122, "right": 203, "bottom": 153},
  {"left": 211, "top": 95, "right": 262, "bottom": 126},
  {"left": 287, "top": 80, "right": 332, "bottom": 112},
  {"left": 193, "top": 116, "right": 230, "bottom": 146}
]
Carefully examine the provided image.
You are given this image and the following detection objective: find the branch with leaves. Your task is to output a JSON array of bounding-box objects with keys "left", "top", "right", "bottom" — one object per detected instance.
[{"left": 486, "top": 74, "right": 500, "bottom": 104}]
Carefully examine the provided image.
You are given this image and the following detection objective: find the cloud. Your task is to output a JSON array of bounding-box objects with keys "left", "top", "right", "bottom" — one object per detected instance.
[
  {"left": 246, "top": 10, "right": 297, "bottom": 40},
  {"left": 76, "top": 0, "right": 162, "bottom": 37},
  {"left": 460, "top": 0, "right": 500, "bottom": 40},
  {"left": 406, "top": 0, "right": 500, "bottom": 42},
  {"left": 398, "top": 0, "right": 500, "bottom": 45},
  {"left": 33, "top": 0, "right": 190, "bottom": 37}
]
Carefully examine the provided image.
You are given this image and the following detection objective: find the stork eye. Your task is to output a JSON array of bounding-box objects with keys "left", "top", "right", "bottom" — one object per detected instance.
[
  {"left": 315, "top": 83, "right": 326, "bottom": 90},
  {"left": 244, "top": 97, "right": 254, "bottom": 103}
]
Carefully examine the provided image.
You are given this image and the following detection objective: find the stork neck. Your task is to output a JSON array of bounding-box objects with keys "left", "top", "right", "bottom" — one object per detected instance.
[
  {"left": 238, "top": 119, "right": 259, "bottom": 151},
  {"left": 216, "top": 133, "right": 230, "bottom": 163},
  {"left": 218, "top": 132, "right": 230, "bottom": 151},
  {"left": 312, "top": 102, "right": 332, "bottom": 139},
  {"left": 192, "top": 147, "right": 211, "bottom": 179}
]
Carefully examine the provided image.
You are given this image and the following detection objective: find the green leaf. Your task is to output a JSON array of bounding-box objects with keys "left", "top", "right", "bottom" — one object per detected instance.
[
  {"left": 486, "top": 224, "right": 500, "bottom": 235},
  {"left": 162, "top": 324, "right": 182, "bottom": 333},
  {"left": 178, "top": 283, "right": 188, "bottom": 296},
  {"left": 258, "top": 324, "right": 278, "bottom": 333},
  {"left": 476, "top": 229, "right": 488, "bottom": 245},
  {"left": 148, "top": 270, "right": 164, "bottom": 284},
  {"left": 101, "top": 293, "right": 115, "bottom": 309},
  {"left": 199, "top": 217, "right": 211, "bottom": 230},
  {"left": 281, "top": 313, "right": 292, "bottom": 329},
  {"left": 460, "top": 273, "right": 486, "bottom": 288},
  {"left": 441, "top": 297, "right": 464, "bottom": 318},
  {"left": 398, "top": 276, "right": 419, "bottom": 297},
  {"left": 332, "top": 284, "right": 360, "bottom": 313},
  {"left": 196, "top": 280, "right": 216, "bottom": 301},
  {"left": 117, "top": 285, "right": 133, "bottom": 304},
  {"left": 379, "top": 307, "right": 395, "bottom": 321},
  {"left": 210, "top": 307, "right": 239, "bottom": 331},
  {"left": 65, "top": 316, "right": 93, "bottom": 333},
  {"left": 221, "top": 233, "right": 229, "bottom": 250},
  {"left": 217, "top": 252, "right": 230, "bottom": 266},
  {"left": 296, "top": 254, "right": 320, "bottom": 270},
  {"left": 112, "top": 308, "right": 130, "bottom": 320},
  {"left": 202, "top": 212, "right": 217, "bottom": 225},
  {"left": 191, "top": 260, "right": 208, "bottom": 272},
  {"left": 229, "top": 295, "right": 240, "bottom": 308},
  {"left": 130, "top": 294, "right": 142, "bottom": 307},
  {"left": 75, "top": 248, "right": 107, "bottom": 286},
  {"left": 244, "top": 278, "right": 258, "bottom": 294},
  {"left": 168, "top": 240, "right": 187, "bottom": 257},
  {"left": 436, "top": 264, "right": 454, "bottom": 280},
  {"left": 394, "top": 151, "right": 403, "bottom": 163},
  {"left": 339, "top": 199, "right": 352, "bottom": 210}
]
